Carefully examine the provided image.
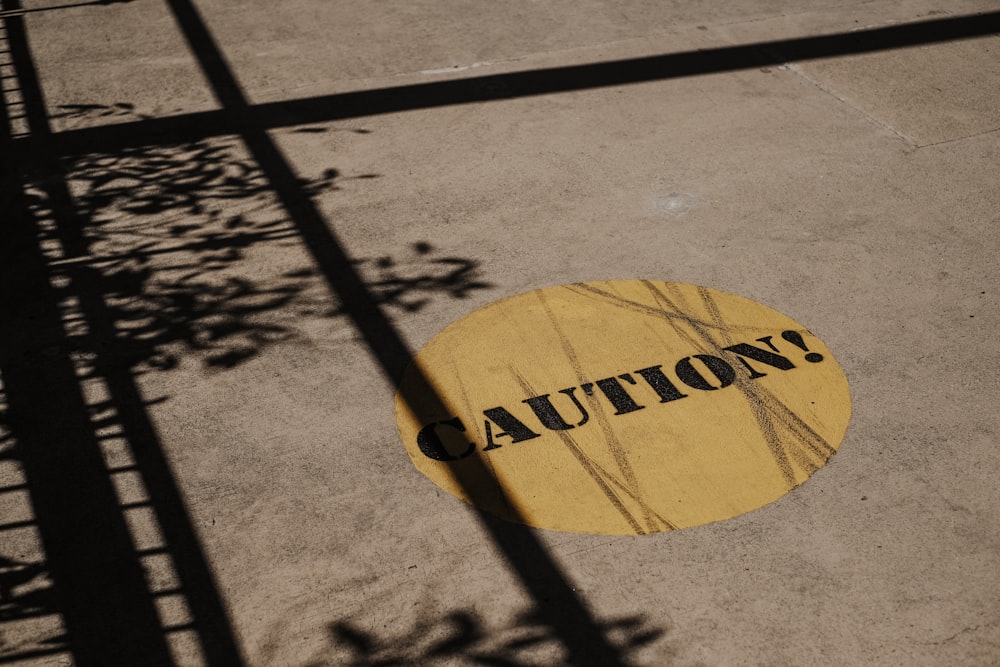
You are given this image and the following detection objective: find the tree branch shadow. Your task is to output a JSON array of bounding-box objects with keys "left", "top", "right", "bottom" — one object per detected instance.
[
  {"left": 22, "top": 104, "right": 492, "bottom": 378},
  {"left": 314, "top": 607, "right": 666, "bottom": 667}
]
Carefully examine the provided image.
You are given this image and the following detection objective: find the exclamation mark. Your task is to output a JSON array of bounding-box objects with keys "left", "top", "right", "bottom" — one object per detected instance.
[{"left": 781, "top": 330, "right": 824, "bottom": 363}]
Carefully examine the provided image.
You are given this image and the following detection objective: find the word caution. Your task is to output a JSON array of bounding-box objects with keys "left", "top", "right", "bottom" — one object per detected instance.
[{"left": 416, "top": 330, "right": 824, "bottom": 461}]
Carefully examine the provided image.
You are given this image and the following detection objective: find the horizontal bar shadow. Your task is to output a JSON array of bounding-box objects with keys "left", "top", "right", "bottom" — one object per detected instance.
[{"left": 14, "top": 9, "right": 1000, "bottom": 158}]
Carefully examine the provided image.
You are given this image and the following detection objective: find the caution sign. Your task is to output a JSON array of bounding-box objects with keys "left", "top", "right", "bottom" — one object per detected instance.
[{"left": 395, "top": 281, "right": 851, "bottom": 535}]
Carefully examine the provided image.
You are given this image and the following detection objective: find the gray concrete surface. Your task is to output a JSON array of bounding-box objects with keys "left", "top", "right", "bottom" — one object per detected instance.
[{"left": 2, "top": 1, "right": 999, "bottom": 665}]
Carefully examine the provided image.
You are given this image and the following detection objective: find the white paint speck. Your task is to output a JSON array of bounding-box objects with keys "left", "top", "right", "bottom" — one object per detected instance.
[{"left": 653, "top": 193, "right": 699, "bottom": 217}]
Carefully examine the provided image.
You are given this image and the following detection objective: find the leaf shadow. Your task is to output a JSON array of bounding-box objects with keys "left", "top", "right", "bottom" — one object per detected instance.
[
  {"left": 312, "top": 607, "right": 667, "bottom": 666},
  {"left": 23, "top": 103, "right": 492, "bottom": 378}
]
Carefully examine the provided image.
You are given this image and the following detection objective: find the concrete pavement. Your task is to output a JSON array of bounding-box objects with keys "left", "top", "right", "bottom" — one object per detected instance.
[{"left": 2, "top": 1, "right": 999, "bottom": 664}]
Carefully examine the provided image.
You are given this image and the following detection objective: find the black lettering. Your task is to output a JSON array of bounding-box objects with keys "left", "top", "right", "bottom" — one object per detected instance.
[
  {"left": 757, "top": 335, "right": 780, "bottom": 353},
  {"left": 675, "top": 355, "right": 736, "bottom": 390},
  {"left": 558, "top": 388, "right": 590, "bottom": 426},
  {"left": 416, "top": 418, "right": 474, "bottom": 461},
  {"left": 781, "top": 330, "right": 824, "bottom": 363},
  {"left": 481, "top": 407, "right": 541, "bottom": 451},
  {"left": 732, "top": 357, "right": 767, "bottom": 380},
  {"left": 635, "top": 365, "right": 689, "bottom": 403},
  {"left": 722, "top": 342, "right": 795, "bottom": 379},
  {"left": 523, "top": 387, "right": 589, "bottom": 430},
  {"left": 594, "top": 376, "right": 645, "bottom": 415}
]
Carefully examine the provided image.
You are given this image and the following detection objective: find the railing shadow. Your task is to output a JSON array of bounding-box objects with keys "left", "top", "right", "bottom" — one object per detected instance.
[
  {"left": 14, "top": 10, "right": 1000, "bottom": 157},
  {"left": 5, "top": 0, "right": 640, "bottom": 661},
  {"left": 1, "top": 81, "right": 493, "bottom": 667},
  {"left": 7, "top": 2, "right": 994, "bottom": 665},
  {"left": 160, "top": 0, "right": 641, "bottom": 663}
]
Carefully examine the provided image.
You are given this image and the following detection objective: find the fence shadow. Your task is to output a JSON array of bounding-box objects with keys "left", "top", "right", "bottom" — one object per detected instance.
[
  {"left": 1, "top": 0, "right": 654, "bottom": 658},
  {"left": 6, "top": 3, "right": 999, "bottom": 663},
  {"left": 0, "top": 394, "right": 66, "bottom": 661},
  {"left": 1, "top": 93, "right": 491, "bottom": 665}
]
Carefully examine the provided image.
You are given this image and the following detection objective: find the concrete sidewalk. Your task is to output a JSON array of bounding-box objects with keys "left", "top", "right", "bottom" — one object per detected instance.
[{"left": 2, "top": 1, "right": 999, "bottom": 665}]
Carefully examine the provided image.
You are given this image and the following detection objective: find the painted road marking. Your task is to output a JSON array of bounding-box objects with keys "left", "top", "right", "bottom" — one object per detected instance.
[{"left": 395, "top": 280, "right": 851, "bottom": 535}]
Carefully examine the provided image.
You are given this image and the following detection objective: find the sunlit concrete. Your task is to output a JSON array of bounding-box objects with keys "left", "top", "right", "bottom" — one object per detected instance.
[{"left": 3, "top": 1, "right": 999, "bottom": 664}]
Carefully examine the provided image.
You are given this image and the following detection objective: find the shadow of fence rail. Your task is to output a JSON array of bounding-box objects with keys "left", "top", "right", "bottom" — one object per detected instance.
[
  {"left": 4, "top": 2, "right": 999, "bottom": 665},
  {"left": 0, "top": 19, "right": 495, "bottom": 664},
  {"left": 1, "top": 64, "right": 493, "bottom": 667}
]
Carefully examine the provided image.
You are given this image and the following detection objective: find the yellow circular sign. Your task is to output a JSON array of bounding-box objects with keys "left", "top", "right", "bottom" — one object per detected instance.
[{"left": 395, "top": 280, "right": 851, "bottom": 535}]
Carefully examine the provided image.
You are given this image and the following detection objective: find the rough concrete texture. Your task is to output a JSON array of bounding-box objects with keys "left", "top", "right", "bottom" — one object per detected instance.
[{"left": 1, "top": 1, "right": 998, "bottom": 665}]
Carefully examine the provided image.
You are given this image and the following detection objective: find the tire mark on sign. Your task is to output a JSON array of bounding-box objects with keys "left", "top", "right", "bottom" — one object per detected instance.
[
  {"left": 449, "top": 358, "right": 520, "bottom": 519},
  {"left": 641, "top": 282, "right": 835, "bottom": 484},
  {"left": 537, "top": 290, "right": 676, "bottom": 533},
  {"left": 566, "top": 282, "right": 764, "bottom": 338},
  {"left": 512, "top": 369, "right": 647, "bottom": 535},
  {"left": 695, "top": 286, "right": 835, "bottom": 481},
  {"left": 647, "top": 281, "right": 798, "bottom": 486}
]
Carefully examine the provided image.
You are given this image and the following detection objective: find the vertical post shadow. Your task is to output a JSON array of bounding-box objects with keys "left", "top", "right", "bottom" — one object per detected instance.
[{"left": 159, "top": 0, "right": 627, "bottom": 664}]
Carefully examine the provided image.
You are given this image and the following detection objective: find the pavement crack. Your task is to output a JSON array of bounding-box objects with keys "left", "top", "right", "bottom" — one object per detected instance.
[
  {"left": 915, "top": 126, "right": 1000, "bottom": 149},
  {"left": 781, "top": 59, "right": 916, "bottom": 148},
  {"left": 923, "top": 620, "right": 998, "bottom": 645}
]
